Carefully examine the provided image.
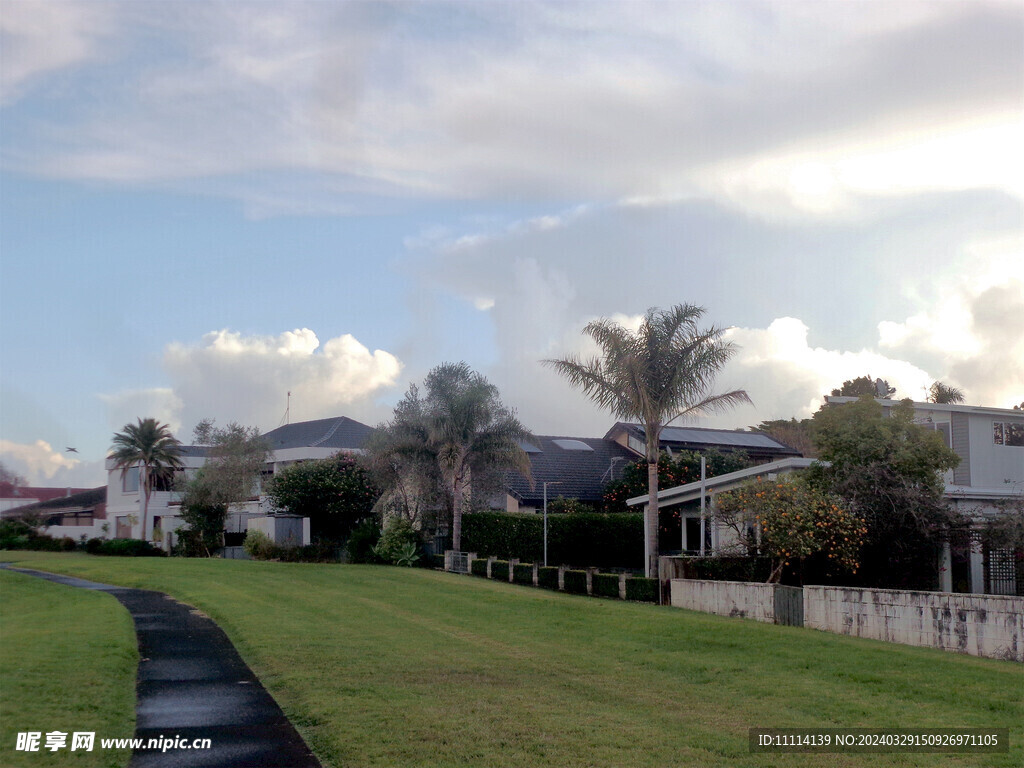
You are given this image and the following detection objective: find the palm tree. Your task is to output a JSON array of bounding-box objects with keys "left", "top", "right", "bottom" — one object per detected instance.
[
  {"left": 378, "top": 363, "right": 532, "bottom": 552},
  {"left": 110, "top": 418, "right": 184, "bottom": 542},
  {"left": 545, "top": 304, "right": 750, "bottom": 577},
  {"left": 927, "top": 381, "right": 965, "bottom": 404}
]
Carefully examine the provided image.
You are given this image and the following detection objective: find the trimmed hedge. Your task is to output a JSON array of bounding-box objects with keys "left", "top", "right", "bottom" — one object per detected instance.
[
  {"left": 471, "top": 558, "right": 488, "bottom": 577},
  {"left": 677, "top": 556, "right": 773, "bottom": 583},
  {"left": 88, "top": 538, "right": 166, "bottom": 557},
  {"left": 490, "top": 559, "right": 510, "bottom": 581},
  {"left": 625, "top": 577, "right": 658, "bottom": 603},
  {"left": 461, "top": 511, "right": 643, "bottom": 569},
  {"left": 537, "top": 566, "right": 559, "bottom": 590},
  {"left": 592, "top": 573, "right": 621, "bottom": 599},
  {"left": 424, "top": 553, "right": 446, "bottom": 569},
  {"left": 513, "top": 563, "right": 534, "bottom": 585},
  {"left": 563, "top": 570, "right": 588, "bottom": 594}
]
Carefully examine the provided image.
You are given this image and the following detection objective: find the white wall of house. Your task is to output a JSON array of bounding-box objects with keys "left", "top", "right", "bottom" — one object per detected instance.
[{"left": 966, "top": 412, "right": 1024, "bottom": 489}]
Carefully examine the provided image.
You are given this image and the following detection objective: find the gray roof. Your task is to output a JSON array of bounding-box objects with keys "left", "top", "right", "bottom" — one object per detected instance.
[
  {"left": 2, "top": 486, "right": 106, "bottom": 515},
  {"left": 261, "top": 416, "right": 374, "bottom": 451},
  {"left": 610, "top": 423, "right": 800, "bottom": 456},
  {"left": 505, "top": 436, "right": 636, "bottom": 504}
]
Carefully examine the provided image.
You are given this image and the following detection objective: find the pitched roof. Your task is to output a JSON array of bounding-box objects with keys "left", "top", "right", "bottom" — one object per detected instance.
[
  {"left": 505, "top": 436, "right": 636, "bottom": 504},
  {"left": 0, "top": 484, "right": 93, "bottom": 508},
  {"left": 261, "top": 416, "right": 374, "bottom": 451},
  {"left": 606, "top": 422, "right": 800, "bottom": 456},
  {"left": 1, "top": 486, "right": 106, "bottom": 517}
]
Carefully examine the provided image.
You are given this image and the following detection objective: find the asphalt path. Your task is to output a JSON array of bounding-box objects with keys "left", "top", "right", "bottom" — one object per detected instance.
[{"left": 3, "top": 565, "right": 322, "bottom": 768}]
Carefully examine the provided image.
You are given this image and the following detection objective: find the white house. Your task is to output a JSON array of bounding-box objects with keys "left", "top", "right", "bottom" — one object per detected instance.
[
  {"left": 104, "top": 416, "right": 373, "bottom": 549},
  {"left": 629, "top": 398, "right": 1024, "bottom": 595}
]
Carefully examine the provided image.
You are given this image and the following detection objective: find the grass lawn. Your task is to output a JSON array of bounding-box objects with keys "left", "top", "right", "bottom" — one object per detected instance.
[
  {"left": 1, "top": 552, "right": 1021, "bottom": 768},
  {"left": 0, "top": 569, "right": 136, "bottom": 768}
]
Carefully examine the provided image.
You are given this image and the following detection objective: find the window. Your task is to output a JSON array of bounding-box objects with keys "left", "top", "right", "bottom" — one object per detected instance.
[
  {"left": 993, "top": 421, "right": 1024, "bottom": 446},
  {"left": 122, "top": 466, "right": 140, "bottom": 493}
]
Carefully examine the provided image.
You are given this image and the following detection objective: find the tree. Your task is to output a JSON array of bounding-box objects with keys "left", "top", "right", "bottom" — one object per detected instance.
[
  {"left": 830, "top": 375, "right": 896, "bottom": 398},
  {"left": 266, "top": 454, "right": 381, "bottom": 542},
  {"left": 927, "top": 381, "right": 965, "bottom": 404},
  {"left": 0, "top": 460, "right": 27, "bottom": 489},
  {"left": 109, "top": 418, "right": 184, "bottom": 542},
  {"left": 545, "top": 304, "right": 750, "bottom": 578},
  {"left": 807, "top": 397, "right": 962, "bottom": 588},
  {"left": 752, "top": 418, "right": 816, "bottom": 458},
  {"left": 179, "top": 420, "right": 269, "bottom": 556},
  {"left": 715, "top": 477, "right": 865, "bottom": 583},
  {"left": 370, "top": 362, "right": 532, "bottom": 553}
]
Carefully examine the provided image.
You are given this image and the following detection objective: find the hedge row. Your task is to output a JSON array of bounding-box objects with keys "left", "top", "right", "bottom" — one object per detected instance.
[
  {"left": 461, "top": 511, "right": 643, "bottom": 569},
  {"left": 460, "top": 559, "right": 657, "bottom": 603}
]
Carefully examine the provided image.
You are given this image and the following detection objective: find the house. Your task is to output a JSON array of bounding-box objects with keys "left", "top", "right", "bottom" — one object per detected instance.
[
  {"left": 629, "top": 398, "right": 1024, "bottom": 595},
  {"left": 1, "top": 483, "right": 92, "bottom": 514},
  {"left": 104, "top": 416, "right": 374, "bottom": 549},
  {"left": 605, "top": 423, "right": 802, "bottom": 463},
  {"left": 0, "top": 486, "right": 107, "bottom": 540}
]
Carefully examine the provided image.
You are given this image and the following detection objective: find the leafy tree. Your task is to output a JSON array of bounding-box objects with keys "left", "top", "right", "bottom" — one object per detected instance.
[
  {"left": 603, "top": 448, "right": 753, "bottom": 512},
  {"left": 927, "top": 381, "right": 965, "bottom": 404},
  {"left": 752, "top": 418, "right": 816, "bottom": 458},
  {"left": 981, "top": 494, "right": 1024, "bottom": 552},
  {"left": 266, "top": 453, "right": 381, "bottom": 542},
  {"left": 0, "top": 460, "right": 27, "bottom": 489},
  {"left": 109, "top": 418, "right": 184, "bottom": 542},
  {"left": 546, "top": 496, "right": 597, "bottom": 514},
  {"left": 715, "top": 477, "right": 865, "bottom": 583},
  {"left": 370, "top": 362, "right": 532, "bottom": 552},
  {"left": 179, "top": 420, "right": 269, "bottom": 556},
  {"left": 830, "top": 375, "right": 896, "bottom": 398},
  {"left": 545, "top": 305, "right": 750, "bottom": 577},
  {"left": 807, "top": 397, "right": 961, "bottom": 588}
]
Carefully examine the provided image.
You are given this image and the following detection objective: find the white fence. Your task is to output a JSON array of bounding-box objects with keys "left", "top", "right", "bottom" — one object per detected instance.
[{"left": 669, "top": 579, "right": 803, "bottom": 626}]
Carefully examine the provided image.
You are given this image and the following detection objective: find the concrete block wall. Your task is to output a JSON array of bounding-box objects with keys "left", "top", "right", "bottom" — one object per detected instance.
[
  {"left": 804, "top": 586, "right": 1024, "bottom": 662},
  {"left": 670, "top": 579, "right": 785, "bottom": 624}
]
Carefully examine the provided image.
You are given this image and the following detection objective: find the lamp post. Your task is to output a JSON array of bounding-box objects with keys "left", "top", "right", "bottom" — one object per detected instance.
[{"left": 543, "top": 481, "right": 561, "bottom": 567}]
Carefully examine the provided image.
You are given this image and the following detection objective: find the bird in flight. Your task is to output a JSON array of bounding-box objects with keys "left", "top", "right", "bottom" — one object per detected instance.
[{"left": 65, "top": 447, "right": 78, "bottom": 453}]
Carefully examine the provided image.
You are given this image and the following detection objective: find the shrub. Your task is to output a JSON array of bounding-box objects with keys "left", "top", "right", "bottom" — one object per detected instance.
[
  {"left": 461, "top": 511, "right": 643, "bottom": 569},
  {"left": 373, "top": 517, "right": 422, "bottom": 566},
  {"left": 625, "top": 577, "right": 658, "bottom": 603},
  {"left": 277, "top": 542, "right": 341, "bottom": 563},
  {"left": 490, "top": 559, "right": 510, "bottom": 581},
  {"left": 471, "top": 558, "right": 488, "bottom": 577},
  {"left": 546, "top": 496, "right": 596, "bottom": 514},
  {"left": 563, "top": 570, "right": 588, "bottom": 594},
  {"left": 513, "top": 563, "right": 534, "bottom": 585},
  {"left": 243, "top": 530, "right": 278, "bottom": 560},
  {"left": 422, "top": 553, "right": 446, "bottom": 570},
  {"left": 346, "top": 518, "right": 382, "bottom": 564},
  {"left": 93, "top": 539, "right": 166, "bottom": 557},
  {"left": 537, "top": 566, "right": 559, "bottom": 589},
  {"left": 592, "top": 572, "right": 621, "bottom": 599},
  {"left": 85, "top": 537, "right": 105, "bottom": 555}
]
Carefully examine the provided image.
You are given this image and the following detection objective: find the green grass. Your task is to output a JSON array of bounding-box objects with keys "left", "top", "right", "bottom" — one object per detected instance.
[
  {"left": 0, "top": 569, "right": 136, "bottom": 768},
  {"left": 1, "top": 552, "right": 1021, "bottom": 768}
]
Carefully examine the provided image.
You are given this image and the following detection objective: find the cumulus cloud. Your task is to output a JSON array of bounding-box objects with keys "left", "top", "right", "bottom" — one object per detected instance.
[
  {"left": 98, "top": 388, "right": 184, "bottom": 436},
  {"left": 158, "top": 328, "right": 402, "bottom": 433},
  {"left": 0, "top": 439, "right": 81, "bottom": 484}
]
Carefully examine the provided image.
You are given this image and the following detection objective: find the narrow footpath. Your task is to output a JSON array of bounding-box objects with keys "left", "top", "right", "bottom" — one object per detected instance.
[{"left": 3, "top": 565, "right": 322, "bottom": 768}]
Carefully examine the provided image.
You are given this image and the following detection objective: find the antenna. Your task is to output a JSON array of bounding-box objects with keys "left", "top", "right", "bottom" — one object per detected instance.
[{"left": 278, "top": 391, "right": 291, "bottom": 427}]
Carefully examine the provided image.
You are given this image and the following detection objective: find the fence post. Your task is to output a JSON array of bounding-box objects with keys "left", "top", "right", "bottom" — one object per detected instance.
[
  {"left": 618, "top": 572, "right": 627, "bottom": 600},
  {"left": 509, "top": 558, "right": 519, "bottom": 583},
  {"left": 557, "top": 565, "right": 567, "bottom": 591},
  {"left": 486, "top": 556, "right": 496, "bottom": 579},
  {"left": 532, "top": 562, "right": 539, "bottom": 587},
  {"left": 586, "top": 567, "right": 599, "bottom": 596}
]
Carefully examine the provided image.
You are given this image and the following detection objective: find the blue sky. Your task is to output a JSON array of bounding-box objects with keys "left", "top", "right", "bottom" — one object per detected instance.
[{"left": 1, "top": 0, "right": 1022, "bottom": 487}]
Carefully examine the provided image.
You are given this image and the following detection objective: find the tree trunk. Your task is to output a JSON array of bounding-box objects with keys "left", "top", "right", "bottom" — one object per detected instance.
[
  {"left": 646, "top": 460, "right": 659, "bottom": 578},
  {"left": 451, "top": 476, "right": 463, "bottom": 552},
  {"left": 140, "top": 465, "right": 149, "bottom": 542}
]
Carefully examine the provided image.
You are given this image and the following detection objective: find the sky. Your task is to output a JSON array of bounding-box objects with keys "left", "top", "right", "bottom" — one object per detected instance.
[{"left": 1, "top": 0, "right": 1022, "bottom": 488}]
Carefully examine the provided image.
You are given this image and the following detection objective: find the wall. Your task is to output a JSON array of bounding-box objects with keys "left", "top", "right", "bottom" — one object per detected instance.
[
  {"left": 669, "top": 579, "right": 803, "bottom": 626},
  {"left": 966, "top": 412, "right": 1024, "bottom": 488},
  {"left": 804, "top": 586, "right": 1024, "bottom": 662}
]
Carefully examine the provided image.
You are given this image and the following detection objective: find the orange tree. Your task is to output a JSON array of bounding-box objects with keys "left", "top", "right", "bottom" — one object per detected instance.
[{"left": 715, "top": 478, "right": 865, "bottom": 583}]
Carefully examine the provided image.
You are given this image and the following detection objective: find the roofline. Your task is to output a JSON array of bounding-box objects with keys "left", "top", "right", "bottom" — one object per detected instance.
[
  {"left": 626, "top": 457, "right": 820, "bottom": 507},
  {"left": 825, "top": 396, "right": 1024, "bottom": 417}
]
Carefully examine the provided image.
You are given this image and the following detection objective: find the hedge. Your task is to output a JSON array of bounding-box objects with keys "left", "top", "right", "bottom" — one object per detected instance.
[
  {"left": 490, "top": 559, "right": 510, "bottom": 581},
  {"left": 87, "top": 538, "right": 166, "bottom": 557},
  {"left": 471, "top": 558, "right": 488, "bottom": 577},
  {"left": 461, "top": 511, "right": 643, "bottom": 569},
  {"left": 537, "top": 566, "right": 559, "bottom": 590},
  {"left": 625, "top": 577, "right": 658, "bottom": 603},
  {"left": 513, "top": 563, "right": 534, "bottom": 585},
  {"left": 592, "top": 572, "right": 621, "bottom": 599},
  {"left": 563, "top": 570, "right": 588, "bottom": 594}
]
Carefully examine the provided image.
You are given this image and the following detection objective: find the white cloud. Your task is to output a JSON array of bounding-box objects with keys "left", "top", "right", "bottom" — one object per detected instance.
[
  {"left": 0, "top": 1, "right": 112, "bottom": 105},
  {"left": 0, "top": 439, "right": 81, "bottom": 484},
  {"left": 160, "top": 328, "right": 402, "bottom": 433},
  {"left": 98, "top": 388, "right": 184, "bottom": 436}
]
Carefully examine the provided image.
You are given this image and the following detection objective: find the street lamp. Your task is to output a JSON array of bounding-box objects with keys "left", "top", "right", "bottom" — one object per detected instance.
[{"left": 543, "top": 481, "right": 561, "bottom": 567}]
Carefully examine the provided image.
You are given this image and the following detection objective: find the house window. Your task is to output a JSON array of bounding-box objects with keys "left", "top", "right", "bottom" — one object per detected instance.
[
  {"left": 122, "top": 466, "right": 140, "bottom": 493},
  {"left": 993, "top": 422, "right": 1024, "bottom": 446}
]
